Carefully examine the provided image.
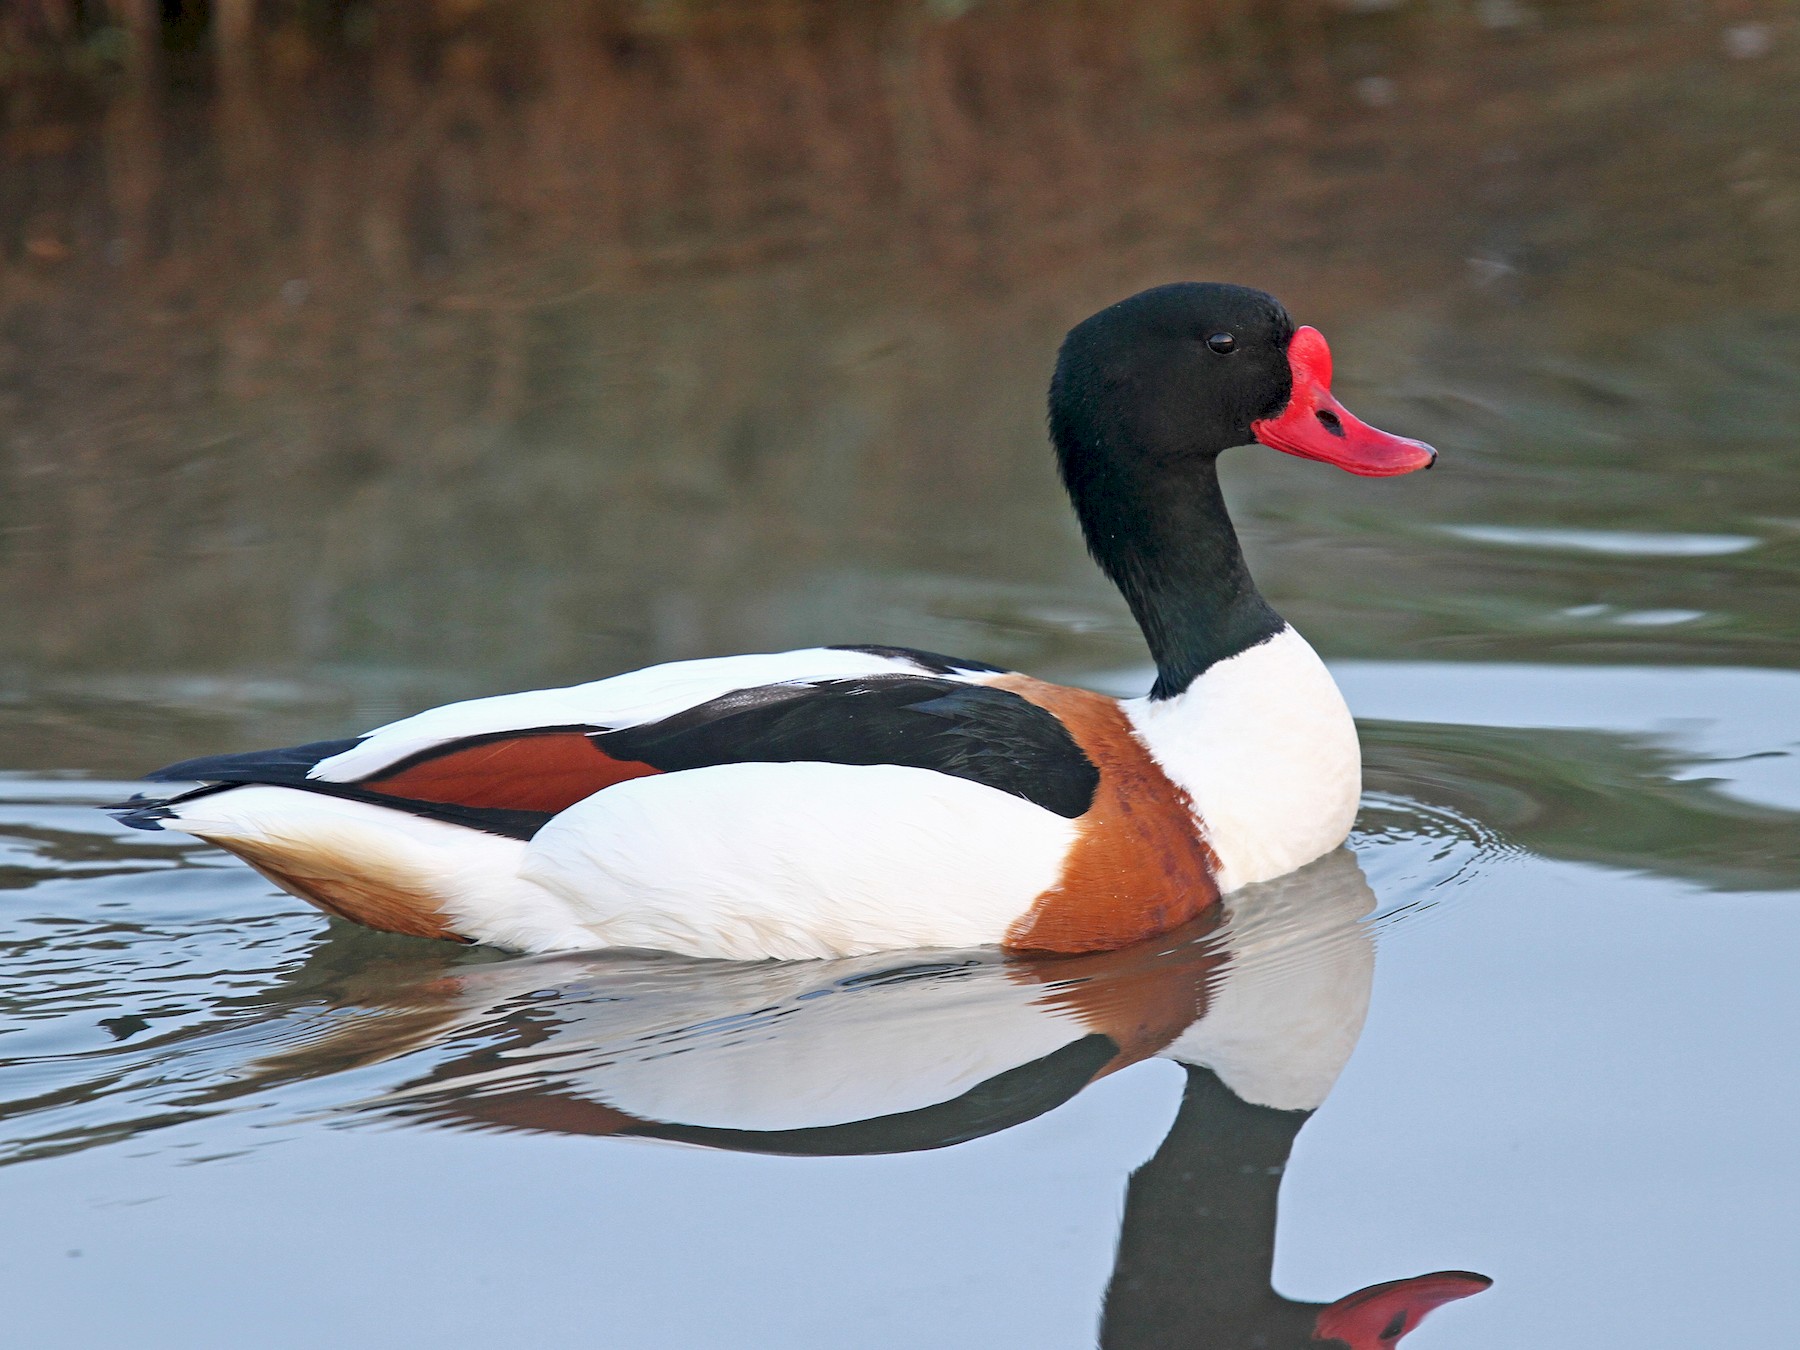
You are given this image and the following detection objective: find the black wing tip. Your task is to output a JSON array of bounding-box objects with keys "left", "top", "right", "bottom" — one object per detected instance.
[
  {"left": 106, "top": 799, "right": 175, "bottom": 831},
  {"left": 828, "top": 644, "right": 1009, "bottom": 676},
  {"left": 104, "top": 781, "right": 237, "bottom": 830},
  {"left": 105, "top": 776, "right": 547, "bottom": 843},
  {"left": 142, "top": 736, "right": 364, "bottom": 785}
]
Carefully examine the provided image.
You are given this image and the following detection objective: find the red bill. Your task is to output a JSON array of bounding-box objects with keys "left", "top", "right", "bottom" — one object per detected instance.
[{"left": 1252, "top": 326, "right": 1437, "bottom": 476}]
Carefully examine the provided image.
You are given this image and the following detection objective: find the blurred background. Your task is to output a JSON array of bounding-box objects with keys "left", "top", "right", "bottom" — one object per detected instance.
[{"left": 2, "top": 0, "right": 1796, "bottom": 772}]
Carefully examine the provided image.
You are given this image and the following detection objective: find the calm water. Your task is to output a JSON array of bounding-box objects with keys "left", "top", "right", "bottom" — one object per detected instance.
[{"left": 3, "top": 1, "right": 1799, "bottom": 1345}]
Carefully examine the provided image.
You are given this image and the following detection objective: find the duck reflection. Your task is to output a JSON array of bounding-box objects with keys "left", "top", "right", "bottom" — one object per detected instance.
[
  {"left": 274, "top": 848, "right": 1487, "bottom": 1347},
  {"left": 1103, "top": 1067, "right": 1488, "bottom": 1348}
]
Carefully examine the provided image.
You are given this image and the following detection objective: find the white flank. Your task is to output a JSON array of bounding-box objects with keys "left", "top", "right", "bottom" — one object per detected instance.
[
  {"left": 1127, "top": 625, "right": 1360, "bottom": 894},
  {"left": 309, "top": 647, "right": 977, "bottom": 782},
  {"left": 151, "top": 786, "right": 593, "bottom": 945},
  {"left": 520, "top": 762, "right": 1079, "bottom": 961},
  {"left": 159, "top": 760, "right": 1076, "bottom": 959}
]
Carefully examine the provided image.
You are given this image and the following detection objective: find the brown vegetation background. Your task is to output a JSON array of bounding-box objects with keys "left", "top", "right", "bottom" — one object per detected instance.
[{"left": 2, "top": 0, "right": 1796, "bottom": 768}]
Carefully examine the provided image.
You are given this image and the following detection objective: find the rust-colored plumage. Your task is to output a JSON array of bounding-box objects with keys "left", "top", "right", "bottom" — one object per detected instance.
[
  {"left": 992, "top": 676, "right": 1221, "bottom": 953},
  {"left": 227, "top": 837, "right": 469, "bottom": 942},
  {"left": 364, "top": 732, "right": 660, "bottom": 814}
]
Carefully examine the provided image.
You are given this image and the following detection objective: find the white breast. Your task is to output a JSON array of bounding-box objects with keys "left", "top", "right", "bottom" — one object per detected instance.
[{"left": 1125, "top": 625, "right": 1361, "bottom": 893}]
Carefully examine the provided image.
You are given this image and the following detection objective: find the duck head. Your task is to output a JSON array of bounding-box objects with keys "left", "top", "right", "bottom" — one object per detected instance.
[
  {"left": 1052, "top": 283, "right": 1437, "bottom": 479},
  {"left": 1049, "top": 283, "right": 1438, "bottom": 697}
]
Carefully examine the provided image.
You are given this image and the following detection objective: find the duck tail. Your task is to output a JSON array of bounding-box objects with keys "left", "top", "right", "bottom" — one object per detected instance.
[{"left": 106, "top": 783, "right": 235, "bottom": 832}]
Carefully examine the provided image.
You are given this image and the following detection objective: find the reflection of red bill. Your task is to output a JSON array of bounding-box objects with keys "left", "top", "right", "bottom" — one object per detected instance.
[
  {"left": 1313, "top": 1269, "right": 1493, "bottom": 1347},
  {"left": 1252, "top": 326, "right": 1438, "bottom": 477}
]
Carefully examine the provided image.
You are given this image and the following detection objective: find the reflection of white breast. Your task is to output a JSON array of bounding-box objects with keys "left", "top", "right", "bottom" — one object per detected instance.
[
  {"left": 540, "top": 961, "right": 1083, "bottom": 1132},
  {"left": 1161, "top": 849, "right": 1377, "bottom": 1111}
]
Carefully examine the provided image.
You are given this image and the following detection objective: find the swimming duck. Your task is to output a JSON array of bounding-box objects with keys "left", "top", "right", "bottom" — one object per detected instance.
[{"left": 115, "top": 283, "right": 1436, "bottom": 960}]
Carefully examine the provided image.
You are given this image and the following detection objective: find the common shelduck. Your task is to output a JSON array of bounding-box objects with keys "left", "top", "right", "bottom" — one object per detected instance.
[{"left": 114, "top": 283, "right": 1436, "bottom": 960}]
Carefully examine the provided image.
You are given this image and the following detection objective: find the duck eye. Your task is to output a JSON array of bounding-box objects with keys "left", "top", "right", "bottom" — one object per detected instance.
[{"left": 1205, "top": 332, "right": 1236, "bottom": 354}]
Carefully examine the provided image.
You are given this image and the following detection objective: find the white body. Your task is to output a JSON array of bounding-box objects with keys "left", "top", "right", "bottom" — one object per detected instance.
[{"left": 160, "top": 630, "right": 1361, "bottom": 959}]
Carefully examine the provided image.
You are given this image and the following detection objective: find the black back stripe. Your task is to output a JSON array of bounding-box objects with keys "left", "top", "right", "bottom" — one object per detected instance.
[
  {"left": 146, "top": 737, "right": 365, "bottom": 786},
  {"left": 597, "top": 675, "right": 1099, "bottom": 819}
]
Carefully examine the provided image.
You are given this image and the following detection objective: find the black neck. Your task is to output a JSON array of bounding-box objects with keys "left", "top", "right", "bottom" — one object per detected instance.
[{"left": 1064, "top": 449, "right": 1284, "bottom": 699}]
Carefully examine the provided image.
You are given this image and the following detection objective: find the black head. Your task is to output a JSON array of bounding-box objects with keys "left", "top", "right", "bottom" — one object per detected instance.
[
  {"left": 1047, "top": 283, "right": 1436, "bottom": 697},
  {"left": 1050, "top": 283, "right": 1300, "bottom": 476}
]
